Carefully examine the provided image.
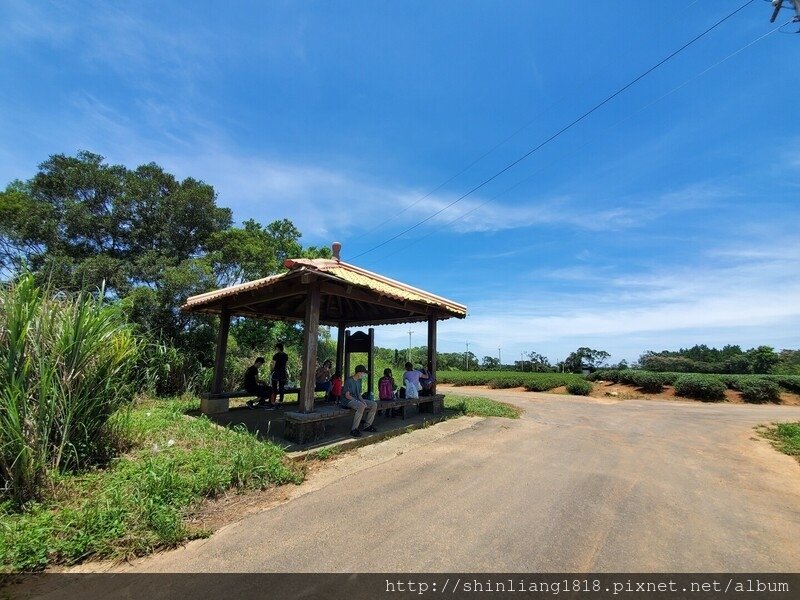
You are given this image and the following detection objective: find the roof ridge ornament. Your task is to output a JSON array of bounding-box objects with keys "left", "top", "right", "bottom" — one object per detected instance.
[{"left": 332, "top": 241, "right": 342, "bottom": 262}]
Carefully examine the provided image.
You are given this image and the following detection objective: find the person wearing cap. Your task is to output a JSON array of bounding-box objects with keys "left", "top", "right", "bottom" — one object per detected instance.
[{"left": 342, "top": 365, "right": 377, "bottom": 437}]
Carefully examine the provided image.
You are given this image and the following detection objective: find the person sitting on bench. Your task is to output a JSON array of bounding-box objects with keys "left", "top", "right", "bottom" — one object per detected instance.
[
  {"left": 244, "top": 357, "right": 275, "bottom": 409},
  {"left": 315, "top": 359, "right": 333, "bottom": 397},
  {"left": 402, "top": 361, "right": 427, "bottom": 400},
  {"left": 342, "top": 365, "right": 377, "bottom": 437}
]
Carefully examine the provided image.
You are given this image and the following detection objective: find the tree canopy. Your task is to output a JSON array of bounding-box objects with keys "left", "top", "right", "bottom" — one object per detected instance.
[{"left": 0, "top": 151, "right": 330, "bottom": 359}]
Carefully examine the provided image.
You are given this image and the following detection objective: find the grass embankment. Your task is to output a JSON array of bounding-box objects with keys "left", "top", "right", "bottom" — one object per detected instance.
[
  {"left": 444, "top": 395, "right": 521, "bottom": 419},
  {"left": 759, "top": 422, "right": 800, "bottom": 463},
  {"left": 438, "top": 370, "right": 585, "bottom": 391},
  {"left": 0, "top": 396, "right": 302, "bottom": 573}
]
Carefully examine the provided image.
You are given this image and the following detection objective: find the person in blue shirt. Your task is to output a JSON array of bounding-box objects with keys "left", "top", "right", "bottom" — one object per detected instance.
[{"left": 342, "top": 365, "right": 377, "bottom": 437}]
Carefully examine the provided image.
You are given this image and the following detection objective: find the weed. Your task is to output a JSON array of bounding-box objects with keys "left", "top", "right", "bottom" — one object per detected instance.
[
  {"left": 315, "top": 446, "right": 344, "bottom": 460},
  {"left": 0, "top": 397, "right": 302, "bottom": 572},
  {"left": 758, "top": 422, "right": 800, "bottom": 462}
]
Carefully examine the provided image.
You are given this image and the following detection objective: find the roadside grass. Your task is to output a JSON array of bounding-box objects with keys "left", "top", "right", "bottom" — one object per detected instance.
[
  {"left": 445, "top": 395, "right": 521, "bottom": 419},
  {"left": 758, "top": 422, "right": 800, "bottom": 463},
  {"left": 313, "top": 445, "right": 345, "bottom": 460},
  {"left": 0, "top": 395, "right": 303, "bottom": 573}
]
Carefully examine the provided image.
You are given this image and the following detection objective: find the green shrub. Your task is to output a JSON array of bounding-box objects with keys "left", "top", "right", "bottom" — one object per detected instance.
[
  {"left": 673, "top": 374, "right": 726, "bottom": 402},
  {"left": 765, "top": 375, "right": 800, "bottom": 394},
  {"left": 487, "top": 376, "right": 525, "bottom": 389},
  {"left": 437, "top": 371, "right": 584, "bottom": 392},
  {"left": 566, "top": 380, "right": 592, "bottom": 395},
  {"left": 632, "top": 372, "right": 668, "bottom": 393},
  {"left": 739, "top": 379, "right": 781, "bottom": 404},
  {"left": 0, "top": 273, "right": 140, "bottom": 506},
  {"left": 138, "top": 342, "right": 205, "bottom": 396},
  {"left": 601, "top": 369, "right": 621, "bottom": 383}
]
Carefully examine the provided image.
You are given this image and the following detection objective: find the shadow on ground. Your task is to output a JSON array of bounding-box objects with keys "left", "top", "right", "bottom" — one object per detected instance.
[{"left": 187, "top": 396, "right": 455, "bottom": 454}]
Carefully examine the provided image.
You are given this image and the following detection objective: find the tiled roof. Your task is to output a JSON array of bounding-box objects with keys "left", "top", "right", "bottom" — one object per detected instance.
[{"left": 181, "top": 258, "right": 467, "bottom": 319}]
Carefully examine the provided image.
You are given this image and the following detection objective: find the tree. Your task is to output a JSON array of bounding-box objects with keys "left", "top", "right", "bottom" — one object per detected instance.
[
  {"left": 746, "top": 345, "right": 779, "bottom": 374},
  {"left": 1, "top": 151, "right": 329, "bottom": 363},
  {"left": 564, "top": 347, "right": 610, "bottom": 373},
  {"left": 527, "top": 351, "right": 551, "bottom": 372},
  {"left": 481, "top": 356, "right": 500, "bottom": 370}
]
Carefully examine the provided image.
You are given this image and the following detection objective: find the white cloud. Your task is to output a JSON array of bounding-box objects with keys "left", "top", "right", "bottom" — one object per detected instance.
[{"left": 408, "top": 240, "right": 800, "bottom": 362}]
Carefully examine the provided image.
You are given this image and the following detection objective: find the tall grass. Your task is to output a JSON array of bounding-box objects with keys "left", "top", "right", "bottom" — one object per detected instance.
[{"left": 0, "top": 273, "right": 140, "bottom": 505}]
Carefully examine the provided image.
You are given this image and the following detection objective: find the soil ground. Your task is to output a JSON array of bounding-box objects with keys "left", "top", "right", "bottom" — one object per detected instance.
[{"left": 529, "top": 381, "right": 800, "bottom": 405}]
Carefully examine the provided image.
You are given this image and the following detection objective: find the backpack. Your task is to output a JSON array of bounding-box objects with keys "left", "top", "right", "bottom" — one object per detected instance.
[{"left": 379, "top": 377, "right": 393, "bottom": 401}]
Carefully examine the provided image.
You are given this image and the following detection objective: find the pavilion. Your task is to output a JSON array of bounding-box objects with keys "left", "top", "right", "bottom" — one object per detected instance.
[{"left": 181, "top": 243, "right": 467, "bottom": 419}]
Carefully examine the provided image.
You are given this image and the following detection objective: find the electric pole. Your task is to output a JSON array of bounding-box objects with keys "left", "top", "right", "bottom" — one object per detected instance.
[
  {"left": 465, "top": 342, "right": 470, "bottom": 371},
  {"left": 498, "top": 347, "right": 502, "bottom": 369},
  {"left": 407, "top": 329, "right": 414, "bottom": 364}
]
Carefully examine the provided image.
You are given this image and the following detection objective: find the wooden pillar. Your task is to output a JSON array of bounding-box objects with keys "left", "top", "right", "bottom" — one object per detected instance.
[
  {"left": 427, "top": 316, "right": 437, "bottom": 395},
  {"left": 367, "top": 328, "right": 375, "bottom": 398},
  {"left": 212, "top": 309, "right": 231, "bottom": 395},
  {"left": 336, "top": 321, "right": 346, "bottom": 375},
  {"left": 299, "top": 283, "right": 321, "bottom": 413},
  {"left": 344, "top": 330, "right": 351, "bottom": 378}
]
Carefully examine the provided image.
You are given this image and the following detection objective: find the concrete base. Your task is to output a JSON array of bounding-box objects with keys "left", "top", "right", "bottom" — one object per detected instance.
[
  {"left": 284, "top": 419, "right": 328, "bottom": 444},
  {"left": 200, "top": 396, "right": 230, "bottom": 414},
  {"left": 419, "top": 395, "right": 444, "bottom": 414}
]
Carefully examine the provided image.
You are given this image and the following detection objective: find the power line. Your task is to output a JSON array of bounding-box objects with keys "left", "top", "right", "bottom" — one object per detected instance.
[
  {"left": 359, "top": 0, "right": 707, "bottom": 240},
  {"left": 350, "top": 0, "right": 757, "bottom": 261},
  {"left": 370, "top": 15, "right": 787, "bottom": 262}
]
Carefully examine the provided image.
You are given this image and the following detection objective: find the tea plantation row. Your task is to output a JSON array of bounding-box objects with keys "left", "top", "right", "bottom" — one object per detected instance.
[{"left": 437, "top": 370, "right": 800, "bottom": 403}]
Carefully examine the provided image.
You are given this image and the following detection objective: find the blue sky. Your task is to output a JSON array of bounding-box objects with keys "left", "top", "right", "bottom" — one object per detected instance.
[{"left": 2, "top": 0, "right": 799, "bottom": 365}]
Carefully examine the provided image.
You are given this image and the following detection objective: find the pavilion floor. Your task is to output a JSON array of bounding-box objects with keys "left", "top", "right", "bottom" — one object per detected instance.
[{"left": 187, "top": 397, "right": 454, "bottom": 454}]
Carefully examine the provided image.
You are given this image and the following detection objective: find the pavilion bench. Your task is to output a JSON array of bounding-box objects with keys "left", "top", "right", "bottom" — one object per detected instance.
[
  {"left": 199, "top": 386, "right": 327, "bottom": 414},
  {"left": 283, "top": 394, "right": 445, "bottom": 444}
]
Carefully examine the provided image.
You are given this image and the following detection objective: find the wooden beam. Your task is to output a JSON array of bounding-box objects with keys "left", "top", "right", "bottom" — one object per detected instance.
[
  {"left": 367, "top": 328, "right": 375, "bottom": 398},
  {"left": 299, "top": 283, "right": 321, "bottom": 413},
  {"left": 226, "top": 288, "right": 305, "bottom": 310},
  {"left": 427, "top": 317, "right": 437, "bottom": 395},
  {"left": 344, "top": 330, "right": 351, "bottom": 379},
  {"left": 212, "top": 309, "right": 231, "bottom": 396},
  {"left": 336, "top": 321, "right": 346, "bottom": 375},
  {"left": 319, "top": 282, "right": 425, "bottom": 315}
]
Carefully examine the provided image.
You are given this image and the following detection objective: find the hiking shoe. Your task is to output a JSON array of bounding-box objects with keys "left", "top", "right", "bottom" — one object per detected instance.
[
  {"left": 363, "top": 425, "right": 377, "bottom": 433},
  {"left": 350, "top": 429, "right": 362, "bottom": 437}
]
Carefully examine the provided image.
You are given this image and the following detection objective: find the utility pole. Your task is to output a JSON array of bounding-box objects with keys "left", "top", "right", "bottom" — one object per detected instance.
[
  {"left": 498, "top": 347, "right": 502, "bottom": 369},
  {"left": 465, "top": 342, "right": 470, "bottom": 371},
  {"left": 520, "top": 351, "right": 525, "bottom": 372},
  {"left": 407, "top": 329, "right": 414, "bottom": 364}
]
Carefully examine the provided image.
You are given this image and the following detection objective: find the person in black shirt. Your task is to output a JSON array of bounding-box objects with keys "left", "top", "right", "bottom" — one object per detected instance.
[
  {"left": 270, "top": 343, "right": 289, "bottom": 404},
  {"left": 244, "top": 357, "right": 274, "bottom": 409}
]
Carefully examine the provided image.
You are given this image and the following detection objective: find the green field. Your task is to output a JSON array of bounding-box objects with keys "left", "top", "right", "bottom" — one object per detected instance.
[
  {"left": 589, "top": 370, "right": 800, "bottom": 394},
  {"left": 437, "top": 370, "right": 586, "bottom": 391},
  {"left": 437, "top": 369, "right": 800, "bottom": 403}
]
